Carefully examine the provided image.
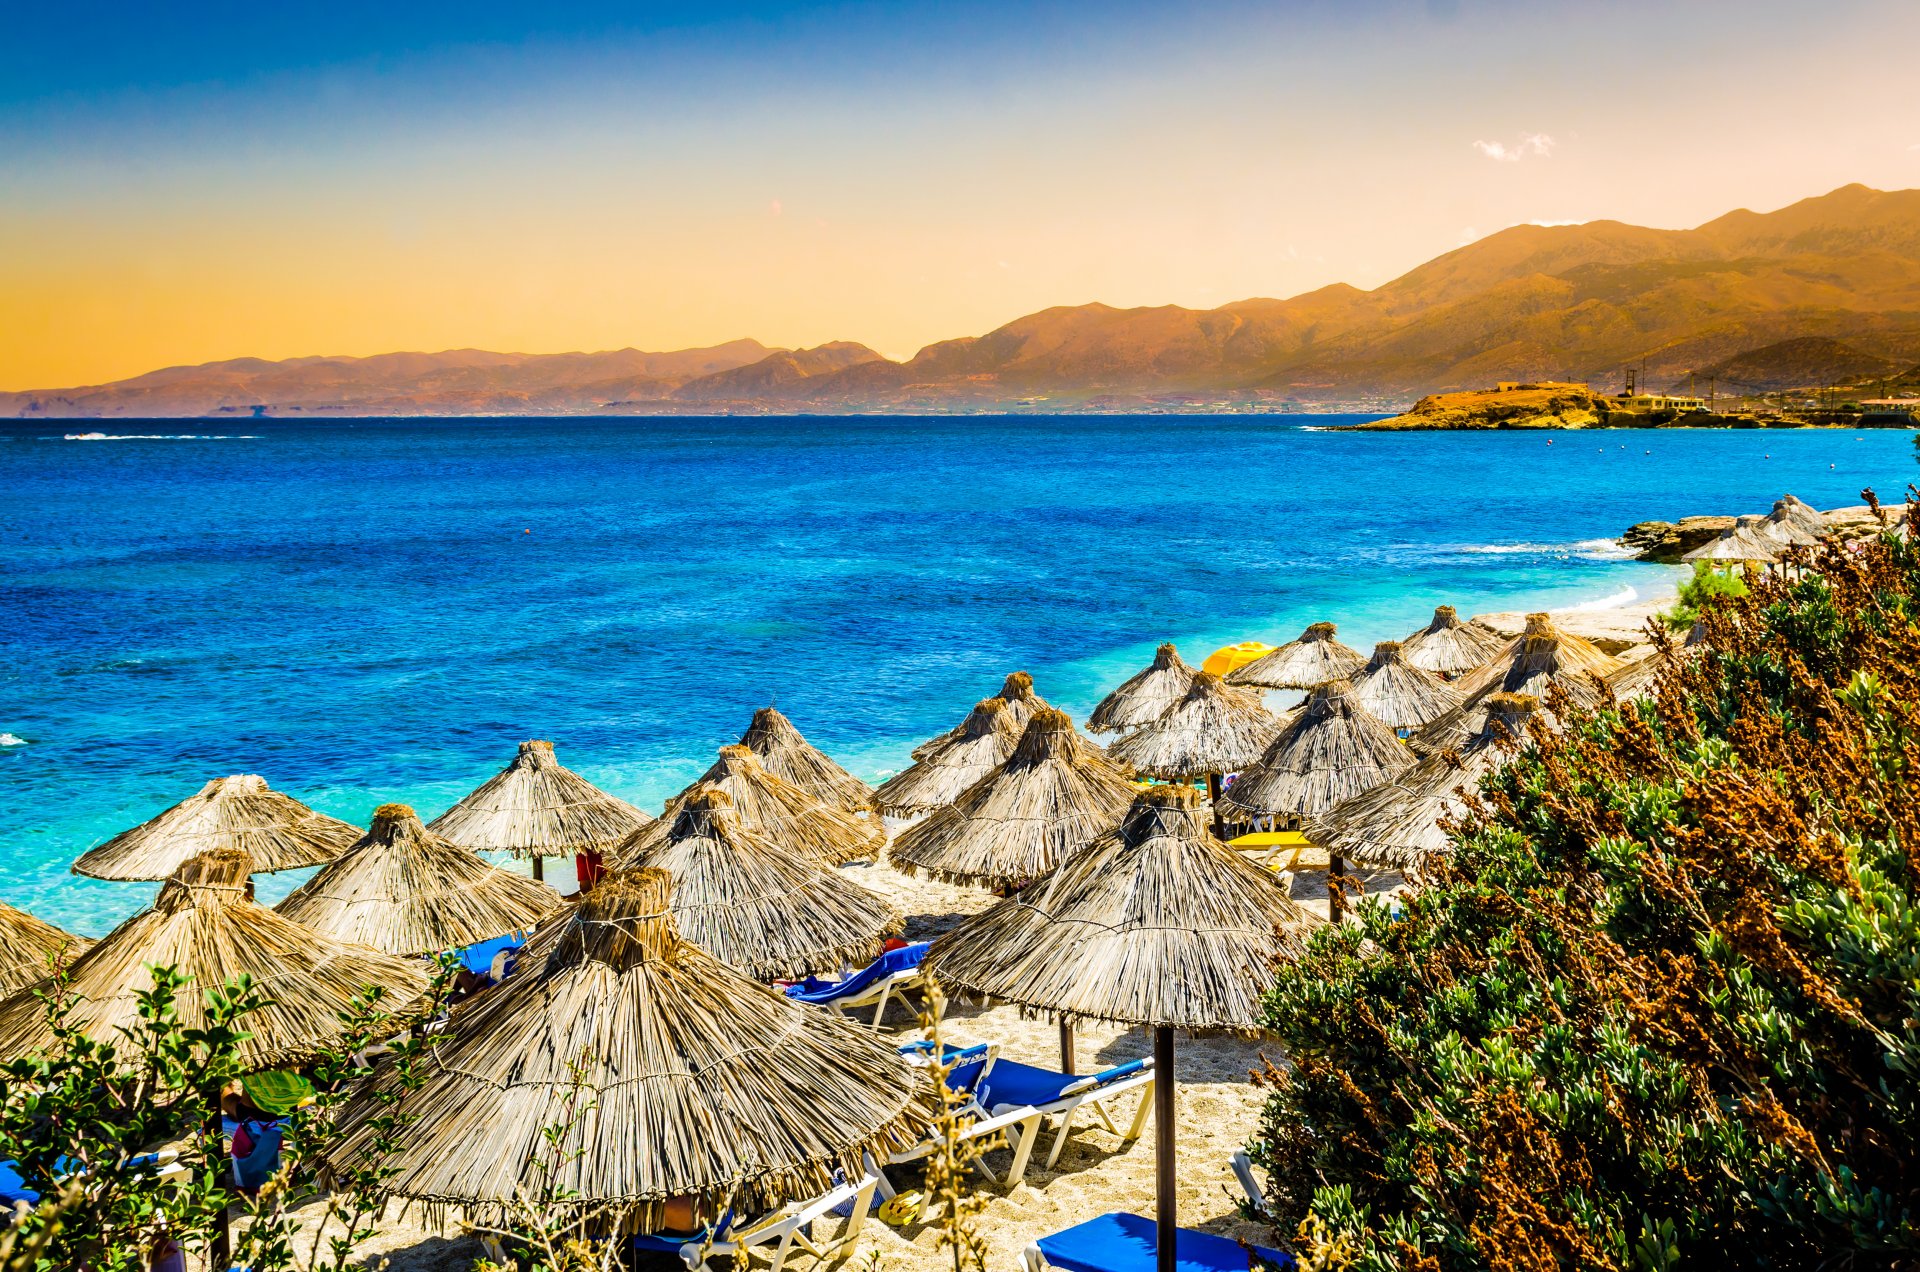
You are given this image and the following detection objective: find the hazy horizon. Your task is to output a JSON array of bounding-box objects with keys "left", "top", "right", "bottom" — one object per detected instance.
[{"left": 8, "top": 0, "right": 1920, "bottom": 390}]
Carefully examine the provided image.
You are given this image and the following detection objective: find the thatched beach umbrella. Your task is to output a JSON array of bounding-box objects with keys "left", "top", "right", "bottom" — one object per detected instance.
[
  {"left": 71, "top": 774, "right": 359, "bottom": 882},
  {"left": 1348, "top": 641, "right": 1465, "bottom": 731},
  {"left": 1227, "top": 622, "right": 1365, "bottom": 691},
  {"left": 1218, "top": 680, "right": 1411, "bottom": 826},
  {"left": 619, "top": 789, "right": 902, "bottom": 981},
  {"left": 276, "top": 804, "right": 562, "bottom": 956},
  {"left": 1763, "top": 499, "right": 1822, "bottom": 548},
  {"left": 1683, "top": 515, "right": 1786, "bottom": 566},
  {"left": 1106, "top": 672, "right": 1280, "bottom": 797},
  {"left": 1409, "top": 613, "right": 1618, "bottom": 755},
  {"left": 876, "top": 698, "right": 1023, "bottom": 817},
  {"left": 0, "top": 905, "right": 90, "bottom": 996},
  {"left": 1399, "top": 605, "right": 1506, "bottom": 678},
  {"left": 910, "top": 671, "right": 1050, "bottom": 761},
  {"left": 624, "top": 745, "right": 884, "bottom": 866},
  {"left": 889, "top": 708, "right": 1136, "bottom": 890},
  {"left": 1308, "top": 693, "right": 1540, "bottom": 873},
  {"left": 738, "top": 706, "right": 875, "bottom": 816},
  {"left": 429, "top": 740, "right": 650, "bottom": 882},
  {"left": 928, "top": 786, "right": 1310, "bottom": 1272},
  {"left": 0, "top": 849, "right": 431, "bottom": 1069},
  {"left": 1087, "top": 644, "right": 1199, "bottom": 736},
  {"left": 1775, "top": 494, "right": 1826, "bottom": 541},
  {"left": 329, "top": 868, "right": 932, "bottom": 1232}
]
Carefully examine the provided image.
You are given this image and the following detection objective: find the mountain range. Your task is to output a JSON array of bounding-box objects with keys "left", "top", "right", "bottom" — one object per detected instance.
[{"left": 10, "top": 183, "right": 1920, "bottom": 418}]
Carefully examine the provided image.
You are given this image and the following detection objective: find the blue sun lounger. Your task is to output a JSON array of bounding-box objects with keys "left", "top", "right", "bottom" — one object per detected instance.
[
  {"left": 976, "top": 1056, "right": 1156, "bottom": 1172},
  {"left": 1020, "top": 1213, "right": 1296, "bottom": 1272},
  {"left": 785, "top": 942, "right": 935, "bottom": 1029},
  {"left": 877, "top": 1042, "right": 1046, "bottom": 1194},
  {"left": 453, "top": 930, "right": 529, "bottom": 979}
]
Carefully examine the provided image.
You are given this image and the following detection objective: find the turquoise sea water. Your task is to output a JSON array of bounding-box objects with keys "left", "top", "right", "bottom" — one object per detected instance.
[{"left": 4, "top": 416, "right": 1912, "bottom": 934}]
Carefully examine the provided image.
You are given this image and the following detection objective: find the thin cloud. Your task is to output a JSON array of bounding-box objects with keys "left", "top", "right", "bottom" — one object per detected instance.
[{"left": 1473, "top": 134, "right": 1556, "bottom": 162}]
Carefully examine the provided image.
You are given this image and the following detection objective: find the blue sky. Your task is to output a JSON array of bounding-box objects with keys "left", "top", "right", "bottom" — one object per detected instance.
[{"left": 6, "top": 0, "right": 1920, "bottom": 386}]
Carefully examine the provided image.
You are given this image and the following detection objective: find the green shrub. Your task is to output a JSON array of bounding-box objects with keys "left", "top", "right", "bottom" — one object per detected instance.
[
  {"left": 1661, "top": 559, "right": 1748, "bottom": 630},
  {"left": 1252, "top": 504, "right": 1919, "bottom": 1269}
]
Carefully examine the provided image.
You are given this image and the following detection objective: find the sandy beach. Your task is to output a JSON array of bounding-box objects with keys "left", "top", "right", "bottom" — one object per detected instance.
[
  {"left": 266, "top": 567, "right": 1682, "bottom": 1271},
  {"left": 291, "top": 855, "right": 1292, "bottom": 1271}
]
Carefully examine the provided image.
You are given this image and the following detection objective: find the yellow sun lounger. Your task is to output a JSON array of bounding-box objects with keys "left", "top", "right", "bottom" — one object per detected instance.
[{"left": 1228, "top": 830, "right": 1315, "bottom": 870}]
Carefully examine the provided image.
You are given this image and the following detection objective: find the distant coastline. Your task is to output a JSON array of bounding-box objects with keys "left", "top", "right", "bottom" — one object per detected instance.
[{"left": 8, "top": 183, "right": 1920, "bottom": 421}]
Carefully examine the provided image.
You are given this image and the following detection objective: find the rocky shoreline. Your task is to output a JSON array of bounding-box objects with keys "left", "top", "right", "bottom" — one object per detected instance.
[{"left": 1621, "top": 502, "right": 1886, "bottom": 562}]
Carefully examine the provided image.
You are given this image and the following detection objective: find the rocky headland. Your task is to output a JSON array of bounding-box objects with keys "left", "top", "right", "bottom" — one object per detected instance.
[{"left": 1621, "top": 502, "right": 1886, "bottom": 562}]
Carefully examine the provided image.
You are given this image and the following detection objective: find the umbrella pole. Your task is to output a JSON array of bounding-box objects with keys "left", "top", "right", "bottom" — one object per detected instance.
[
  {"left": 1328, "top": 853, "right": 1346, "bottom": 921},
  {"left": 1154, "top": 1025, "right": 1177, "bottom": 1272},
  {"left": 1206, "top": 772, "right": 1223, "bottom": 837},
  {"left": 531, "top": 855, "right": 544, "bottom": 883},
  {"left": 1059, "top": 1019, "right": 1075, "bottom": 1074}
]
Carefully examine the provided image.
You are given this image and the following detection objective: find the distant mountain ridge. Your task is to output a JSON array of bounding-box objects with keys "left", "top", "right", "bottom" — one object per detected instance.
[{"left": 10, "top": 183, "right": 1920, "bottom": 417}]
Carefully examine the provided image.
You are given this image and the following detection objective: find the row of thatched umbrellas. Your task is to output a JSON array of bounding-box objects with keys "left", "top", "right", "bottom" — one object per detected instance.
[
  {"left": 0, "top": 599, "right": 1660, "bottom": 1270},
  {"left": 0, "top": 694, "right": 1304, "bottom": 1272}
]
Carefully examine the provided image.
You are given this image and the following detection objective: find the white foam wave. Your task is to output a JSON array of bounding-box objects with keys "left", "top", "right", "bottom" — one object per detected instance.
[
  {"left": 63, "top": 433, "right": 258, "bottom": 441},
  {"left": 1459, "top": 538, "right": 1634, "bottom": 560},
  {"left": 1552, "top": 585, "right": 1639, "bottom": 613},
  {"left": 0, "top": 733, "right": 25, "bottom": 746}
]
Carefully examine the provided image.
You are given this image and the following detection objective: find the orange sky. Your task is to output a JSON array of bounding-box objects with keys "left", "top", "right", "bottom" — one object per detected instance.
[{"left": 5, "top": 0, "right": 1920, "bottom": 390}]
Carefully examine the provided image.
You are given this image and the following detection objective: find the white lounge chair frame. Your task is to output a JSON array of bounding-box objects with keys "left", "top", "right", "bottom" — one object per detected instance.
[
  {"left": 678, "top": 1171, "right": 884, "bottom": 1272},
  {"left": 984, "top": 1060, "right": 1156, "bottom": 1173}
]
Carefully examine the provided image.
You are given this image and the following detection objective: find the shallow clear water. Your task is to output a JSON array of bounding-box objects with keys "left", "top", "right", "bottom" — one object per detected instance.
[{"left": 4, "top": 416, "right": 1911, "bottom": 933}]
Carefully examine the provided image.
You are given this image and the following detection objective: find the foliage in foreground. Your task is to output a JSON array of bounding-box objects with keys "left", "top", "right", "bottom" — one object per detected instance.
[
  {"left": 0, "top": 962, "right": 436, "bottom": 1271},
  {"left": 1661, "top": 560, "right": 1748, "bottom": 631},
  {"left": 1254, "top": 498, "right": 1920, "bottom": 1269}
]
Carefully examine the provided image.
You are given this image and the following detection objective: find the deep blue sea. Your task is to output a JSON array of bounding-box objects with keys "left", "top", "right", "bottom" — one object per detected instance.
[{"left": 4, "top": 416, "right": 1912, "bottom": 934}]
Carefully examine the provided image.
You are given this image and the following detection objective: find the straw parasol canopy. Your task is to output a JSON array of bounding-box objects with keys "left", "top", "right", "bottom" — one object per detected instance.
[
  {"left": 910, "top": 671, "right": 1051, "bottom": 761},
  {"left": 71, "top": 775, "right": 359, "bottom": 882},
  {"left": 429, "top": 740, "right": 650, "bottom": 881},
  {"left": 0, "top": 848, "right": 431, "bottom": 1069},
  {"left": 1408, "top": 613, "right": 1619, "bottom": 755},
  {"left": 1217, "top": 679, "right": 1413, "bottom": 824},
  {"left": 928, "top": 785, "right": 1310, "bottom": 1272},
  {"left": 0, "top": 905, "right": 90, "bottom": 996},
  {"left": 328, "top": 868, "right": 933, "bottom": 1231},
  {"left": 622, "top": 746, "right": 884, "bottom": 867},
  {"left": 876, "top": 697, "right": 1023, "bottom": 816},
  {"left": 737, "top": 706, "right": 875, "bottom": 816},
  {"left": 1348, "top": 641, "right": 1465, "bottom": 731},
  {"left": 1308, "top": 693, "right": 1540, "bottom": 872},
  {"left": 928, "top": 784, "right": 1311, "bottom": 1029},
  {"left": 1683, "top": 515, "right": 1786, "bottom": 565},
  {"left": 1764, "top": 499, "right": 1822, "bottom": 548},
  {"left": 1398, "top": 606, "right": 1506, "bottom": 678},
  {"left": 1226, "top": 622, "right": 1365, "bottom": 691},
  {"left": 1775, "top": 494, "right": 1827, "bottom": 540},
  {"left": 275, "top": 804, "right": 562, "bottom": 956},
  {"left": 888, "top": 708, "right": 1137, "bottom": 889},
  {"left": 1106, "top": 672, "right": 1280, "bottom": 780},
  {"left": 618, "top": 789, "right": 902, "bottom": 980},
  {"left": 1087, "top": 644, "right": 1200, "bottom": 736}
]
